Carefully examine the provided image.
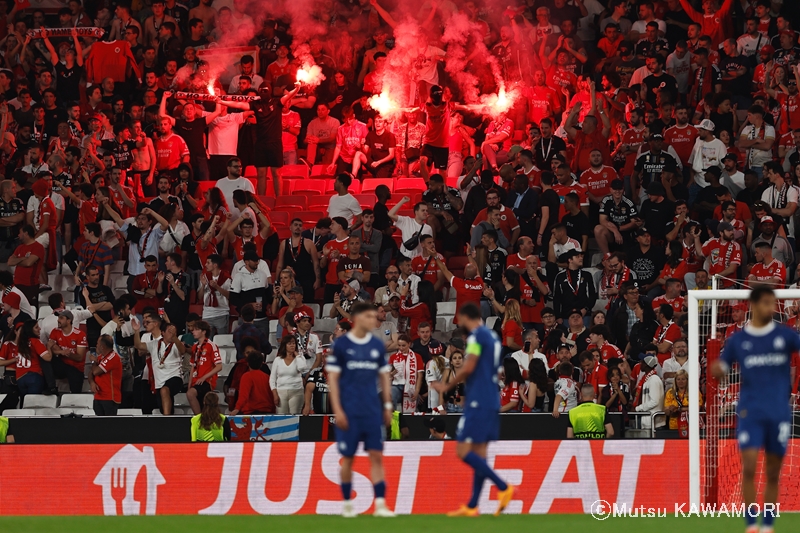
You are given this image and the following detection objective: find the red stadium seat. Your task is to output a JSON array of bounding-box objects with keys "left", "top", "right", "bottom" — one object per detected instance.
[
  {"left": 512, "top": 129, "right": 524, "bottom": 142},
  {"left": 354, "top": 193, "right": 374, "bottom": 207},
  {"left": 445, "top": 176, "right": 461, "bottom": 188},
  {"left": 244, "top": 166, "right": 257, "bottom": 177},
  {"left": 395, "top": 177, "right": 426, "bottom": 191},
  {"left": 276, "top": 196, "right": 307, "bottom": 209},
  {"left": 308, "top": 195, "right": 330, "bottom": 210},
  {"left": 258, "top": 196, "right": 275, "bottom": 209},
  {"left": 277, "top": 227, "right": 292, "bottom": 240},
  {"left": 310, "top": 165, "right": 328, "bottom": 176},
  {"left": 293, "top": 180, "right": 326, "bottom": 194},
  {"left": 282, "top": 164, "right": 309, "bottom": 179},
  {"left": 302, "top": 211, "right": 325, "bottom": 224},
  {"left": 448, "top": 256, "right": 469, "bottom": 270},
  {"left": 291, "top": 191, "right": 317, "bottom": 204},
  {"left": 270, "top": 211, "right": 290, "bottom": 225},
  {"left": 361, "top": 179, "right": 394, "bottom": 192},
  {"left": 195, "top": 182, "right": 216, "bottom": 197}
]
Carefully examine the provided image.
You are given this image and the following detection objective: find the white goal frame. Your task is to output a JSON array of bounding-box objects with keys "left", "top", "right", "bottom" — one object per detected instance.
[{"left": 687, "top": 286, "right": 800, "bottom": 509}]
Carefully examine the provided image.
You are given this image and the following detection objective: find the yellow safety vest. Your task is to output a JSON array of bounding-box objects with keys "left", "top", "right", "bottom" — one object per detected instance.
[
  {"left": 568, "top": 402, "right": 608, "bottom": 439},
  {"left": 191, "top": 414, "right": 226, "bottom": 442}
]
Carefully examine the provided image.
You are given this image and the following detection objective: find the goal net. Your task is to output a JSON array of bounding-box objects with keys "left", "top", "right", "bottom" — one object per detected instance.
[{"left": 687, "top": 284, "right": 800, "bottom": 511}]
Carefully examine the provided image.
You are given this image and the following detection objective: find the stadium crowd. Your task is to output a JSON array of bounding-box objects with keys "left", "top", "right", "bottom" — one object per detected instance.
[{"left": 0, "top": 0, "right": 797, "bottom": 433}]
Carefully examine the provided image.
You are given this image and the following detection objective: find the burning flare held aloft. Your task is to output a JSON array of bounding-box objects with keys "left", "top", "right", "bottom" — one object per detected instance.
[{"left": 296, "top": 65, "right": 325, "bottom": 87}]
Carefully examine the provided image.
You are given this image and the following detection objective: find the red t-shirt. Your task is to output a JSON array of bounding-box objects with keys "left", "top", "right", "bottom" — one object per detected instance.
[
  {"left": 109, "top": 185, "right": 137, "bottom": 218},
  {"left": 39, "top": 197, "right": 58, "bottom": 231},
  {"left": 12, "top": 241, "right": 45, "bottom": 286},
  {"left": 399, "top": 302, "right": 431, "bottom": 340},
  {"left": 546, "top": 66, "right": 577, "bottom": 105},
  {"left": 589, "top": 342, "right": 624, "bottom": 364},
  {"left": 749, "top": 259, "right": 787, "bottom": 288},
  {"left": 506, "top": 253, "right": 528, "bottom": 272},
  {"left": 451, "top": 276, "right": 484, "bottom": 324},
  {"left": 663, "top": 124, "right": 699, "bottom": 166},
  {"left": 16, "top": 339, "right": 48, "bottom": 378},
  {"left": 583, "top": 363, "right": 608, "bottom": 394},
  {"left": 78, "top": 199, "right": 99, "bottom": 235},
  {"left": 657, "top": 263, "right": 689, "bottom": 290},
  {"left": 654, "top": 321, "right": 682, "bottom": 363},
  {"left": 519, "top": 274, "right": 548, "bottom": 323},
  {"left": 49, "top": 327, "right": 88, "bottom": 372},
  {"left": 580, "top": 165, "right": 618, "bottom": 199},
  {"left": 574, "top": 130, "right": 611, "bottom": 173},
  {"left": 94, "top": 350, "right": 123, "bottom": 402},
  {"left": 0, "top": 341, "right": 17, "bottom": 371},
  {"left": 195, "top": 237, "right": 218, "bottom": 273},
  {"left": 776, "top": 92, "right": 800, "bottom": 135},
  {"left": 191, "top": 340, "right": 223, "bottom": 388},
  {"left": 323, "top": 237, "right": 350, "bottom": 285},
  {"left": 232, "top": 234, "right": 266, "bottom": 262},
  {"left": 471, "top": 206, "right": 520, "bottom": 241},
  {"left": 423, "top": 101, "right": 451, "bottom": 148},
  {"left": 154, "top": 133, "right": 189, "bottom": 171},
  {"left": 525, "top": 85, "right": 559, "bottom": 124},
  {"left": 652, "top": 294, "right": 686, "bottom": 314},
  {"left": 132, "top": 271, "right": 163, "bottom": 313},
  {"left": 500, "top": 381, "right": 520, "bottom": 411},
  {"left": 502, "top": 320, "right": 523, "bottom": 349},
  {"left": 552, "top": 182, "right": 589, "bottom": 220},
  {"left": 235, "top": 369, "right": 275, "bottom": 414},
  {"left": 411, "top": 253, "right": 444, "bottom": 285},
  {"left": 621, "top": 126, "right": 648, "bottom": 177},
  {"left": 701, "top": 238, "right": 742, "bottom": 288}
]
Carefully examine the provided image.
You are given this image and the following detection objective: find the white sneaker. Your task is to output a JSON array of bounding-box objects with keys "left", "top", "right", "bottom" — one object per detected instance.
[
  {"left": 373, "top": 497, "right": 395, "bottom": 517},
  {"left": 760, "top": 527, "right": 774, "bottom": 533},
  {"left": 342, "top": 501, "right": 357, "bottom": 518}
]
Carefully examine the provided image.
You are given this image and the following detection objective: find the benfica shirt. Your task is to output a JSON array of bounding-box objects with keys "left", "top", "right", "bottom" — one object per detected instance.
[
  {"left": 622, "top": 126, "right": 648, "bottom": 177},
  {"left": 191, "top": 340, "right": 222, "bottom": 388},
  {"left": 651, "top": 294, "right": 686, "bottom": 314},
  {"left": 775, "top": 93, "right": 800, "bottom": 135},
  {"left": 749, "top": 259, "right": 787, "bottom": 288},
  {"left": 580, "top": 166, "right": 618, "bottom": 199},
  {"left": 663, "top": 124, "right": 698, "bottom": 166},
  {"left": 634, "top": 150, "right": 679, "bottom": 188},
  {"left": 412, "top": 253, "right": 443, "bottom": 285},
  {"left": 701, "top": 238, "right": 742, "bottom": 288}
]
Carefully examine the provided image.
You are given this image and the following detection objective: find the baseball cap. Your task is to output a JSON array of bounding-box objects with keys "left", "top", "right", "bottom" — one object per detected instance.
[
  {"left": 348, "top": 279, "right": 361, "bottom": 292},
  {"left": 759, "top": 44, "right": 775, "bottom": 56},
  {"left": 508, "top": 145, "right": 523, "bottom": 158},
  {"left": 643, "top": 355, "right": 659, "bottom": 368},
  {"left": 558, "top": 343, "right": 572, "bottom": 351},
  {"left": 704, "top": 166, "right": 723, "bottom": 177},
  {"left": 388, "top": 292, "right": 401, "bottom": 300},
  {"left": 568, "top": 308, "right": 583, "bottom": 318},
  {"left": 558, "top": 248, "right": 582, "bottom": 262},
  {"left": 650, "top": 133, "right": 664, "bottom": 141},
  {"left": 56, "top": 309, "right": 74, "bottom": 321},
  {"left": 733, "top": 302, "right": 749, "bottom": 311},
  {"left": 294, "top": 311, "right": 311, "bottom": 322},
  {"left": 633, "top": 227, "right": 651, "bottom": 238},
  {"left": 88, "top": 113, "right": 102, "bottom": 122},
  {"left": 722, "top": 153, "right": 737, "bottom": 163},
  {"left": 610, "top": 179, "right": 624, "bottom": 190},
  {"left": 424, "top": 416, "right": 446, "bottom": 433},
  {"left": 718, "top": 221, "right": 734, "bottom": 232},
  {"left": 449, "top": 337, "right": 465, "bottom": 350},
  {"left": 760, "top": 215, "right": 775, "bottom": 224},
  {"left": 243, "top": 250, "right": 260, "bottom": 262},
  {"left": 288, "top": 285, "right": 304, "bottom": 295},
  {"left": 645, "top": 182, "right": 666, "bottom": 196},
  {"left": 697, "top": 119, "right": 715, "bottom": 131}
]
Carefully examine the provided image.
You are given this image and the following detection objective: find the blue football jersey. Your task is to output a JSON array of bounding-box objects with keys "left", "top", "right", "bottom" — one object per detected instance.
[
  {"left": 463, "top": 325, "right": 502, "bottom": 412},
  {"left": 721, "top": 323, "right": 800, "bottom": 417},
  {"left": 326, "top": 332, "right": 390, "bottom": 419}
]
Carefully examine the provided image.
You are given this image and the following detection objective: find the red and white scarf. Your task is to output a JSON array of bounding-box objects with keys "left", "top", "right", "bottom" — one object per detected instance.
[
  {"left": 400, "top": 351, "right": 420, "bottom": 414},
  {"left": 635, "top": 369, "right": 658, "bottom": 407},
  {"left": 206, "top": 270, "right": 230, "bottom": 308}
]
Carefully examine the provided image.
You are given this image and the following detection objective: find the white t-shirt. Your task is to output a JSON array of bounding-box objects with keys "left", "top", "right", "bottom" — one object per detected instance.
[
  {"left": 554, "top": 376, "right": 579, "bottom": 413},
  {"left": 146, "top": 335, "right": 183, "bottom": 388},
  {"left": 741, "top": 123, "right": 776, "bottom": 168},
  {"left": 231, "top": 259, "right": 272, "bottom": 286},
  {"left": 631, "top": 18, "right": 666, "bottom": 35},
  {"left": 577, "top": 0, "right": 605, "bottom": 42},
  {"left": 736, "top": 33, "right": 762, "bottom": 58},
  {"left": 722, "top": 170, "right": 745, "bottom": 197},
  {"left": 160, "top": 221, "right": 190, "bottom": 254},
  {"left": 425, "top": 358, "right": 445, "bottom": 409},
  {"left": 510, "top": 349, "right": 549, "bottom": 374},
  {"left": 202, "top": 274, "right": 233, "bottom": 319},
  {"left": 689, "top": 137, "right": 727, "bottom": 186},
  {"left": 666, "top": 51, "right": 692, "bottom": 94},
  {"left": 327, "top": 193, "right": 362, "bottom": 226},
  {"left": 208, "top": 113, "right": 247, "bottom": 156},
  {"left": 661, "top": 356, "right": 688, "bottom": 390},
  {"left": 395, "top": 215, "right": 432, "bottom": 258},
  {"left": 762, "top": 184, "right": 800, "bottom": 237},
  {"left": 215, "top": 177, "right": 255, "bottom": 218}
]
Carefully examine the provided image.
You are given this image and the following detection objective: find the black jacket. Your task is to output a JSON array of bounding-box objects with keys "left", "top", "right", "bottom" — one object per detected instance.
[{"left": 552, "top": 268, "right": 597, "bottom": 320}]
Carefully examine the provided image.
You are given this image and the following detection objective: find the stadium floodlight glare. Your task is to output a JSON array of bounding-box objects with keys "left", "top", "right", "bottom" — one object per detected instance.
[{"left": 687, "top": 285, "right": 800, "bottom": 510}]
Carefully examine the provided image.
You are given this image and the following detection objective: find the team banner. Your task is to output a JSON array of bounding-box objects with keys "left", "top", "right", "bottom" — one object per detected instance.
[
  {"left": 173, "top": 92, "right": 261, "bottom": 102},
  {"left": 229, "top": 415, "right": 300, "bottom": 441},
  {"left": 26, "top": 27, "right": 105, "bottom": 39},
  {"left": 1, "top": 440, "right": 797, "bottom": 515}
]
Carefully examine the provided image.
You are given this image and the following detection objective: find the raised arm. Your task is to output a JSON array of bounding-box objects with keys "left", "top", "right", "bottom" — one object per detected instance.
[
  {"left": 387, "top": 195, "right": 410, "bottom": 222},
  {"left": 142, "top": 207, "right": 169, "bottom": 231},
  {"left": 159, "top": 91, "right": 176, "bottom": 126}
]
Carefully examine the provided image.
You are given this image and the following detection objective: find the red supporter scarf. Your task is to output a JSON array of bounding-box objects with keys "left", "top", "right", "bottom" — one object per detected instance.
[
  {"left": 635, "top": 369, "right": 658, "bottom": 407},
  {"left": 27, "top": 27, "right": 105, "bottom": 39}
]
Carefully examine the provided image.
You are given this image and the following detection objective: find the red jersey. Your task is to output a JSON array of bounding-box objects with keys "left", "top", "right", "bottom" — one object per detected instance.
[
  {"left": 94, "top": 350, "right": 123, "bottom": 402},
  {"left": 663, "top": 124, "right": 699, "bottom": 166},
  {"left": 546, "top": 66, "right": 577, "bottom": 105},
  {"left": 652, "top": 294, "right": 686, "bottom": 314},
  {"left": 621, "top": 126, "right": 648, "bottom": 178},
  {"left": 654, "top": 321, "right": 682, "bottom": 363},
  {"left": 502, "top": 320, "right": 523, "bottom": 349},
  {"left": 195, "top": 237, "right": 218, "bottom": 272},
  {"left": 580, "top": 165, "right": 618, "bottom": 199},
  {"left": 552, "top": 181, "right": 589, "bottom": 220},
  {"left": 680, "top": 0, "right": 732, "bottom": 47},
  {"left": 749, "top": 259, "right": 786, "bottom": 288},
  {"left": 525, "top": 85, "right": 559, "bottom": 124},
  {"left": 154, "top": 133, "right": 189, "bottom": 171},
  {"left": 657, "top": 262, "right": 688, "bottom": 289},
  {"left": 725, "top": 321, "right": 746, "bottom": 339},
  {"left": 38, "top": 196, "right": 57, "bottom": 231},
  {"left": 16, "top": 339, "right": 48, "bottom": 378},
  {"left": 399, "top": 301, "right": 431, "bottom": 339},
  {"left": 519, "top": 166, "right": 541, "bottom": 190},
  {"left": 0, "top": 341, "right": 17, "bottom": 371},
  {"left": 775, "top": 93, "right": 800, "bottom": 135},
  {"left": 86, "top": 40, "right": 140, "bottom": 83},
  {"left": 573, "top": 130, "right": 612, "bottom": 174},
  {"left": 49, "top": 327, "right": 88, "bottom": 372},
  {"left": 411, "top": 253, "right": 444, "bottom": 285},
  {"left": 451, "top": 276, "right": 484, "bottom": 324},
  {"left": 109, "top": 185, "right": 136, "bottom": 218},
  {"left": 12, "top": 241, "right": 45, "bottom": 286},
  {"left": 232, "top": 234, "right": 266, "bottom": 262},
  {"left": 506, "top": 253, "right": 528, "bottom": 272},
  {"left": 78, "top": 199, "right": 99, "bottom": 235},
  {"left": 323, "top": 237, "right": 350, "bottom": 285},
  {"left": 500, "top": 381, "right": 521, "bottom": 410},
  {"left": 519, "top": 273, "right": 548, "bottom": 324},
  {"left": 701, "top": 238, "right": 742, "bottom": 288},
  {"left": 589, "top": 341, "right": 624, "bottom": 364},
  {"left": 712, "top": 201, "right": 751, "bottom": 223},
  {"left": 191, "top": 340, "right": 222, "bottom": 388},
  {"left": 471, "top": 205, "right": 520, "bottom": 241},
  {"left": 423, "top": 101, "right": 451, "bottom": 148},
  {"left": 682, "top": 239, "right": 702, "bottom": 273},
  {"left": 582, "top": 362, "right": 608, "bottom": 394},
  {"left": 132, "top": 271, "right": 163, "bottom": 313}
]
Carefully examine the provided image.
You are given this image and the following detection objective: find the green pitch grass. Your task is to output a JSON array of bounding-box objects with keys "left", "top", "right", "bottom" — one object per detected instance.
[{"left": 4, "top": 514, "right": 800, "bottom": 533}]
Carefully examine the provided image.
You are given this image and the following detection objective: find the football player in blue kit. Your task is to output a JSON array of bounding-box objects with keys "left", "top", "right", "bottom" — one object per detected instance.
[
  {"left": 326, "top": 302, "right": 395, "bottom": 518},
  {"left": 712, "top": 287, "right": 800, "bottom": 533},
  {"left": 432, "top": 302, "right": 515, "bottom": 516}
]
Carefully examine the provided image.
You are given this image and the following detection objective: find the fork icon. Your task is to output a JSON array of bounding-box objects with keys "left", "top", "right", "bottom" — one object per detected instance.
[{"left": 110, "top": 467, "right": 127, "bottom": 515}]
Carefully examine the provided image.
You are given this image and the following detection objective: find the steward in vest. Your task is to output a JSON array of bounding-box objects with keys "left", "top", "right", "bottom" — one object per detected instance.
[{"left": 567, "top": 384, "right": 614, "bottom": 439}]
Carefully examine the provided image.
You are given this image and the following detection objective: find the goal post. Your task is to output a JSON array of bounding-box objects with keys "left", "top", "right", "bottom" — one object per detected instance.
[{"left": 687, "top": 285, "right": 800, "bottom": 510}]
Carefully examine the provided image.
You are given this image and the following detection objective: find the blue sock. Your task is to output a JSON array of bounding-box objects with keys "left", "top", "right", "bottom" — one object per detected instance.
[
  {"left": 763, "top": 504, "right": 776, "bottom": 527},
  {"left": 746, "top": 504, "right": 758, "bottom": 527},
  {"left": 341, "top": 482, "right": 352, "bottom": 501},
  {"left": 463, "top": 452, "right": 508, "bottom": 491},
  {"left": 467, "top": 470, "right": 486, "bottom": 509},
  {"left": 373, "top": 481, "right": 386, "bottom": 499}
]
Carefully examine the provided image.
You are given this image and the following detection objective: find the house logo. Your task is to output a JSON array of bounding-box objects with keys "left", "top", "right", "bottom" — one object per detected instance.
[{"left": 93, "top": 445, "right": 166, "bottom": 515}]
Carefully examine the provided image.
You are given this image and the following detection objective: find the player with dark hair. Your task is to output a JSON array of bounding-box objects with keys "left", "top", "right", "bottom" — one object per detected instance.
[
  {"left": 432, "top": 302, "right": 514, "bottom": 516},
  {"left": 326, "top": 301, "right": 395, "bottom": 518},
  {"left": 712, "top": 286, "right": 800, "bottom": 533}
]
